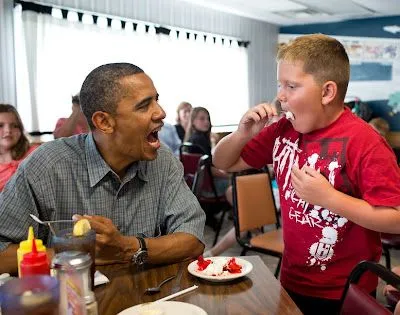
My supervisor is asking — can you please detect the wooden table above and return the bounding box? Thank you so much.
[95,256,302,315]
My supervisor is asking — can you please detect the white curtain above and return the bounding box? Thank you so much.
[14,7,249,131]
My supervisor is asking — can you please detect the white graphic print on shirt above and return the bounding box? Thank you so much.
[273,136,349,271]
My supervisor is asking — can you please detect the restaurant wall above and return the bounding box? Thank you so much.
[3,0,280,114]
[280,16,400,135]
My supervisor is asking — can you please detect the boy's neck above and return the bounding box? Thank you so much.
[313,103,345,132]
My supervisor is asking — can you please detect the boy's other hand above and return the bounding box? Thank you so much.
[291,165,334,207]
[238,103,278,138]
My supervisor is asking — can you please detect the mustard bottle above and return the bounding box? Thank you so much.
[17,226,46,277]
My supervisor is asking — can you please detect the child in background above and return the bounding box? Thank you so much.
[213,34,400,315]
[0,104,38,191]
[53,94,88,138]
[369,117,390,138]
[185,107,231,197]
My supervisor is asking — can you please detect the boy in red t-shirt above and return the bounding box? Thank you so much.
[213,34,400,315]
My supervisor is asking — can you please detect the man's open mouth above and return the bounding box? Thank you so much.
[147,125,163,144]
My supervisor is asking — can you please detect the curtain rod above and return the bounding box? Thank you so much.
[14,0,251,48]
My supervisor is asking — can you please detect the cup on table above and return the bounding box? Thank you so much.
[0,275,59,315]
[51,228,96,289]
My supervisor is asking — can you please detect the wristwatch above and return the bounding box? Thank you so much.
[132,236,148,265]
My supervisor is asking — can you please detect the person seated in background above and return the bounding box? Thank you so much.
[175,101,192,142]
[158,122,181,156]
[369,117,390,138]
[383,266,400,314]
[0,63,205,275]
[369,117,400,164]
[185,107,232,229]
[0,104,38,191]
[53,94,89,138]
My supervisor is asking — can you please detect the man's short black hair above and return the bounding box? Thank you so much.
[79,63,144,129]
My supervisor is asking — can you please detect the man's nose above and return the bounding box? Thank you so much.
[153,104,166,121]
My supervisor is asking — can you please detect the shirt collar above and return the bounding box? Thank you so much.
[85,134,148,187]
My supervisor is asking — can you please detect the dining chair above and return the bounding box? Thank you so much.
[381,233,400,270]
[231,170,283,278]
[180,143,231,246]
[179,142,205,188]
[191,154,231,246]
[339,260,400,315]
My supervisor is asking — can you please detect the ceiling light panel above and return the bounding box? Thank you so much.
[351,0,400,15]
[293,0,374,14]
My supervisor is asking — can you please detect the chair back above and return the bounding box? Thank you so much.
[179,142,206,188]
[232,171,279,233]
[340,261,400,315]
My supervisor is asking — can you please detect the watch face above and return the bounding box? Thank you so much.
[134,249,148,265]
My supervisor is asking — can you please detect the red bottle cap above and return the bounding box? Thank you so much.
[20,238,50,277]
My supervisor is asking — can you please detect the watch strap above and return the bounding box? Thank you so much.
[137,236,147,251]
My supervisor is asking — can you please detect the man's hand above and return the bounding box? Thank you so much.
[291,165,335,208]
[73,214,136,264]
[237,103,278,139]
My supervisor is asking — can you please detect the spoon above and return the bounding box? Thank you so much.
[144,275,177,295]
[274,99,295,120]
[29,214,74,235]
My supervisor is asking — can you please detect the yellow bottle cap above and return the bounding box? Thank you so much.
[19,226,46,252]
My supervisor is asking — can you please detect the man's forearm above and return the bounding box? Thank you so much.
[120,232,204,264]
[213,131,251,171]
[325,190,400,233]
[0,244,18,275]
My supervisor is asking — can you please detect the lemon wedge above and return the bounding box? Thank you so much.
[73,219,91,236]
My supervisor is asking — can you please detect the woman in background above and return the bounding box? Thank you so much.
[175,101,192,142]
[0,104,38,191]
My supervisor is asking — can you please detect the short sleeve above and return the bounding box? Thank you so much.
[357,140,400,207]
[241,122,279,169]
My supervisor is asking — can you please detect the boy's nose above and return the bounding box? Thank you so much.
[277,90,286,103]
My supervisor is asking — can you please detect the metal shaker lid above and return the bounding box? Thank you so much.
[51,251,92,270]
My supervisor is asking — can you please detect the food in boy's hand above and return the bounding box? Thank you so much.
[72,219,91,237]
[285,111,295,120]
[196,256,242,276]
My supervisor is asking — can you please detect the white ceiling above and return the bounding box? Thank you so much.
[179,0,400,26]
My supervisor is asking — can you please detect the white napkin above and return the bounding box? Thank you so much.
[94,270,110,286]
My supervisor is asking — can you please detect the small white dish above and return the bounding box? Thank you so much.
[117,301,207,315]
[187,257,253,282]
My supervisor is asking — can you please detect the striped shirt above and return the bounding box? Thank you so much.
[0,134,205,251]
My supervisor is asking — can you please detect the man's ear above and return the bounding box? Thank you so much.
[92,111,115,134]
[321,81,337,105]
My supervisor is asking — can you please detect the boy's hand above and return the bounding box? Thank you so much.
[238,103,278,138]
[291,165,335,207]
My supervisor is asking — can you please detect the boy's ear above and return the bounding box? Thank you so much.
[92,111,115,134]
[321,81,337,105]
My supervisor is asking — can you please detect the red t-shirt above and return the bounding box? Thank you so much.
[241,107,400,299]
[0,145,38,191]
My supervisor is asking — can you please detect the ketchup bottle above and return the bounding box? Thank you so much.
[20,238,50,277]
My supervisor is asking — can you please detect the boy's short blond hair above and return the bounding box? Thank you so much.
[277,34,350,102]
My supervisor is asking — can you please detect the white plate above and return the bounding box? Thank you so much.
[117,301,207,315]
[187,256,253,282]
